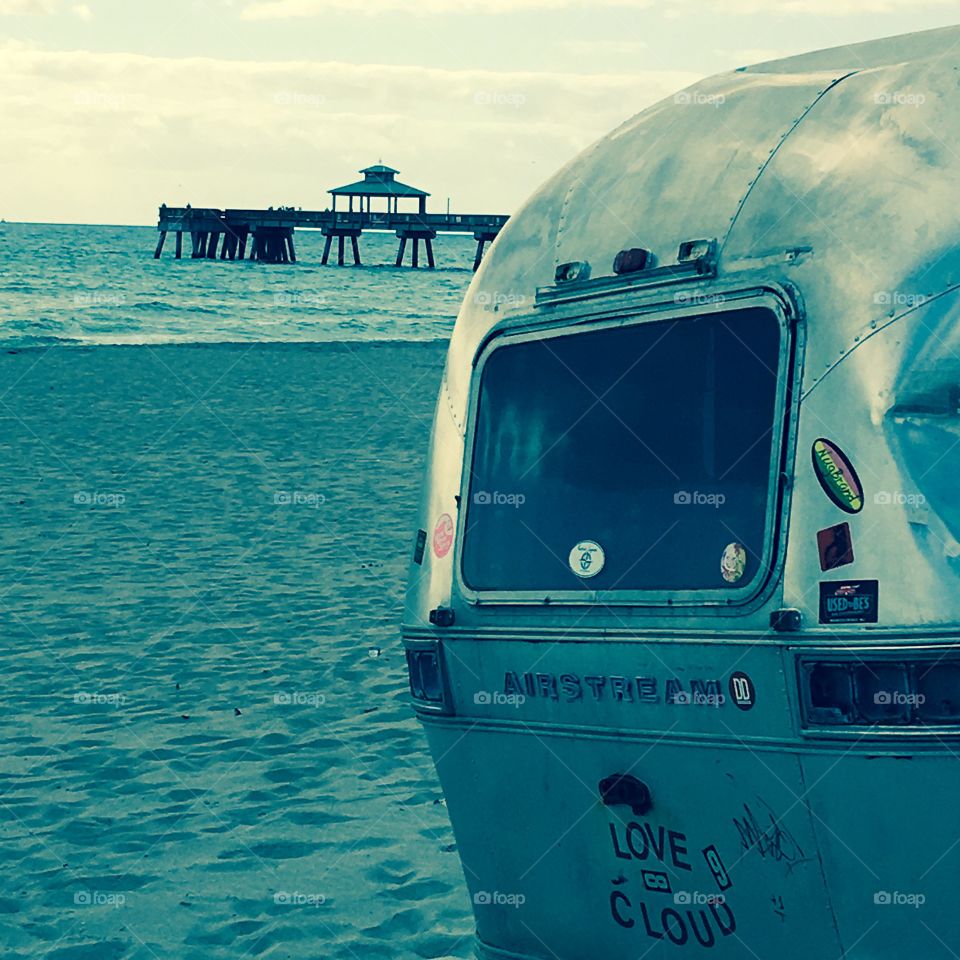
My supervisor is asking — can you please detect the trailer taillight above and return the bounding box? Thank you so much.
[406,648,447,709]
[800,657,960,730]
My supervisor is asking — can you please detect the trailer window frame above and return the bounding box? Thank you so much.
[454,285,801,609]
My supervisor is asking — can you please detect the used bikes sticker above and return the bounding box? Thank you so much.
[819,580,879,624]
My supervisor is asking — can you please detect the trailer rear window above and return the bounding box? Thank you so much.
[461,306,784,596]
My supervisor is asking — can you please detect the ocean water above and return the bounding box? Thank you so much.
[0,223,477,346]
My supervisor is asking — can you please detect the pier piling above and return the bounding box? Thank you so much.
[396,229,437,269]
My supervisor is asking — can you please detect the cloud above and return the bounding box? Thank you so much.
[1,45,699,223]
[0,0,93,13]
[0,0,56,13]
[560,40,649,58]
[241,0,645,16]
[240,0,960,16]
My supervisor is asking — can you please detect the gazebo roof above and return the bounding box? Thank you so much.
[329,179,429,198]
[329,163,430,198]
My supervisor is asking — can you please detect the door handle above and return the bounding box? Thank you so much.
[599,773,652,816]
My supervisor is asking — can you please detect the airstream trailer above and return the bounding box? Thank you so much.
[403,26,960,960]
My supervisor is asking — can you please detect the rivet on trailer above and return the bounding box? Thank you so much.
[403,25,960,960]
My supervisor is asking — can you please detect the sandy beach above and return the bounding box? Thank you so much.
[0,341,472,959]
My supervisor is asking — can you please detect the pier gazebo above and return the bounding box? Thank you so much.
[329,164,429,215]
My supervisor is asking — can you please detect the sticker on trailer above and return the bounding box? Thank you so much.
[812,438,864,513]
[432,514,454,558]
[413,529,427,565]
[720,542,747,583]
[817,521,854,572]
[569,540,605,578]
[819,579,879,624]
[729,671,756,711]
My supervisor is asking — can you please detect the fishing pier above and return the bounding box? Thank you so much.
[153,164,508,270]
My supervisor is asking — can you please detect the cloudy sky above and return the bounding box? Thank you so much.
[2,0,957,224]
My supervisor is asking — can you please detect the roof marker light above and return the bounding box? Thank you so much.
[555,260,591,283]
[678,238,717,263]
[613,248,655,275]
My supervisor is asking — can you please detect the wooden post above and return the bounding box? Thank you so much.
[250,233,259,261]
[175,231,183,260]
[322,234,333,265]
[395,236,407,267]
[412,237,419,269]
[337,234,345,266]
[473,238,485,271]
[154,231,167,259]
[238,228,248,260]
[287,235,297,263]
[280,236,289,263]
[425,238,435,269]
[220,233,230,260]
[351,234,361,266]
[206,232,219,258]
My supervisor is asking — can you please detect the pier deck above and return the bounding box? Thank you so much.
[154,206,508,269]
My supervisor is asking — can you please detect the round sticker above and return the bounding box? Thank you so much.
[432,513,454,558]
[720,542,747,584]
[568,540,605,579]
[729,671,756,711]
[812,438,864,514]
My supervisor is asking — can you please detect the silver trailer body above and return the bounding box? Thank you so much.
[403,26,960,959]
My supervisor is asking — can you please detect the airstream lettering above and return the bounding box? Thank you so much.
[403,25,960,960]
[502,670,725,706]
